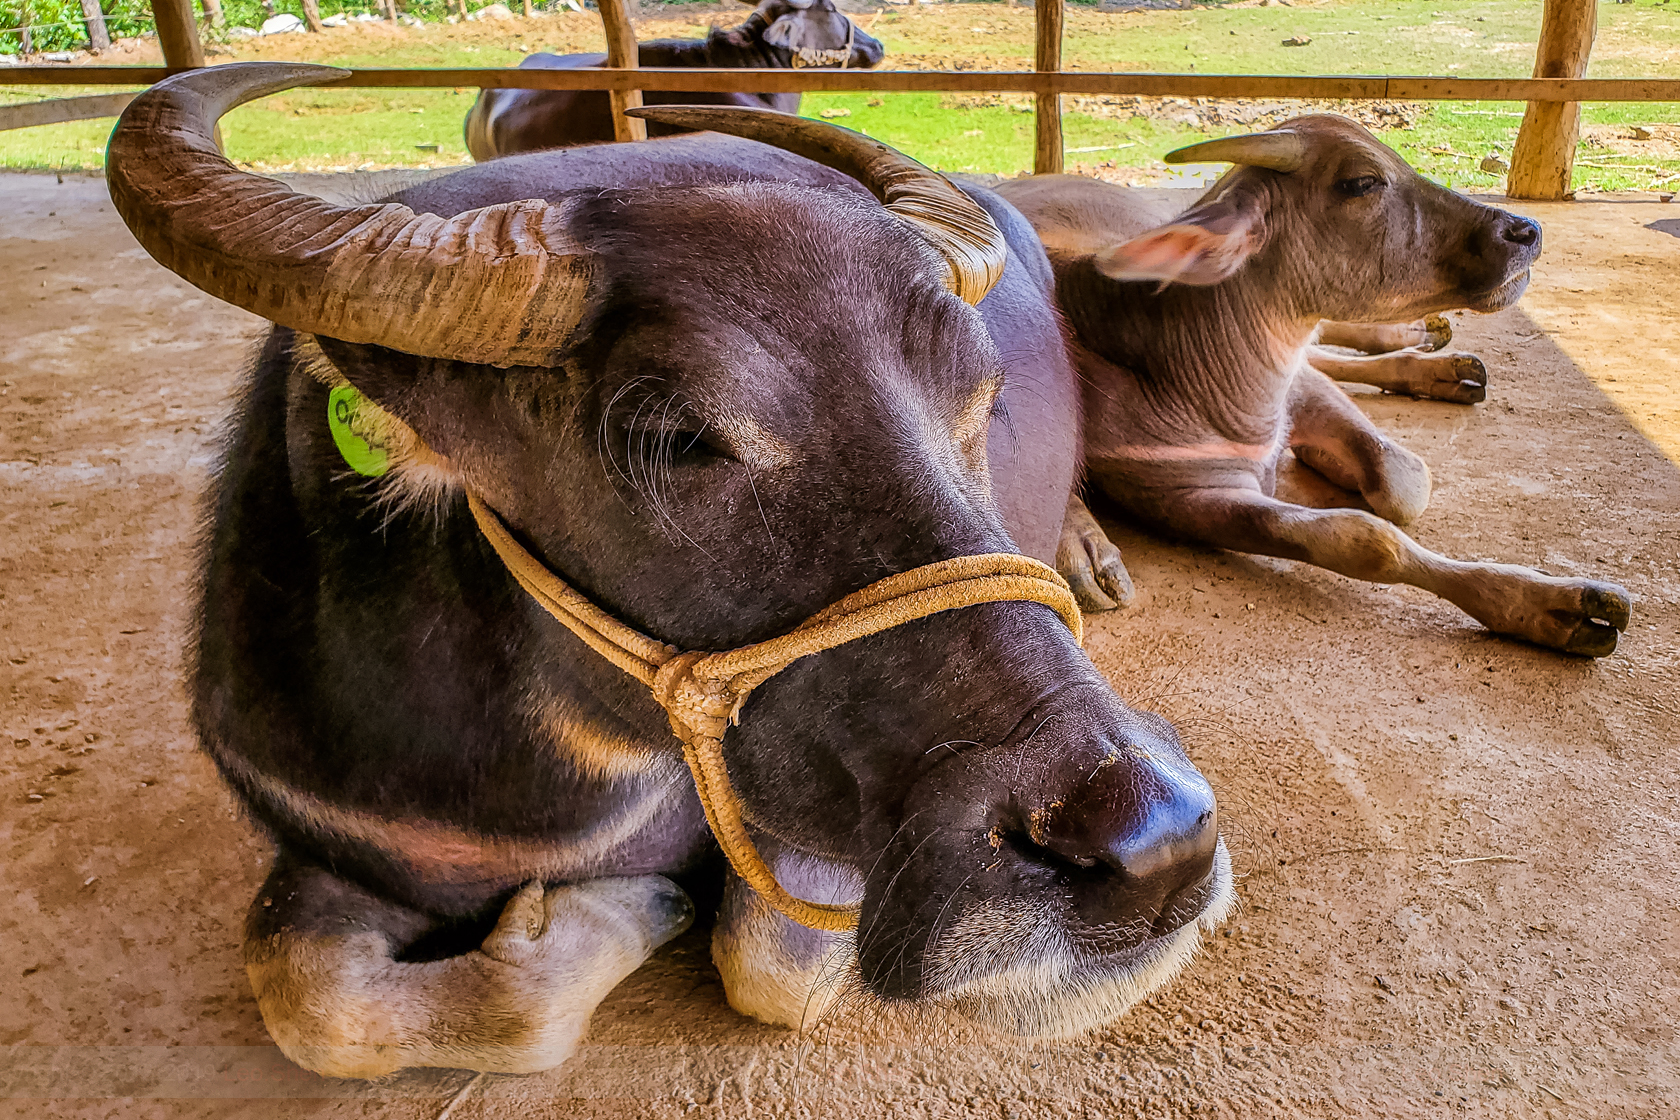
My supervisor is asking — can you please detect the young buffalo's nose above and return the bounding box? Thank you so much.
[1025,744,1218,932]
[1501,215,1541,248]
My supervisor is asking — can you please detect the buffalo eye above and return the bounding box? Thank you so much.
[667,429,732,466]
[1334,175,1384,199]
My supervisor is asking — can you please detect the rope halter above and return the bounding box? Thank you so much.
[466,492,1082,931]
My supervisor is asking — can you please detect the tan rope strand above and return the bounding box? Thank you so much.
[467,493,678,684]
[464,489,1082,930]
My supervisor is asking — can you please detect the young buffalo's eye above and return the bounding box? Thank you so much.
[1335,175,1384,199]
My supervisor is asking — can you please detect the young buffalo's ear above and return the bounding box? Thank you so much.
[1093,187,1266,286]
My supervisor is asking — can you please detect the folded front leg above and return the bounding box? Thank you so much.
[712,863,854,1031]
[1287,366,1433,526]
[1158,484,1632,657]
[245,852,693,1078]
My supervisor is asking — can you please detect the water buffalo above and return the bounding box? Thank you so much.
[995,118,1633,654]
[107,65,1233,1077]
[464,0,885,160]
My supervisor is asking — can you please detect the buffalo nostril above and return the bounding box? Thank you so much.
[1503,218,1540,247]
[1114,804,1217,881]
[1029,749,1219,894]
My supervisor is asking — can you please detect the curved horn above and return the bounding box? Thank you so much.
[1164,130,1305,173]
[106,63,590,368]
[628,105,1006,305]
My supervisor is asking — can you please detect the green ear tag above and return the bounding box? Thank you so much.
[327,384,390,478]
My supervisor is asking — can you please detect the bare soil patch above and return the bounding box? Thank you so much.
[1,173,1676,1117]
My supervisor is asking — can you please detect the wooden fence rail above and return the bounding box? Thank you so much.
[0,90,137,131]
[0,0,1670,197]
[4,67,1678,102]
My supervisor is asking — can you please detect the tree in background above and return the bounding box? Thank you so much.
[2,0,153,55]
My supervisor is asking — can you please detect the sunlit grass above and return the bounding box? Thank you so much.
[3,0,1677,189]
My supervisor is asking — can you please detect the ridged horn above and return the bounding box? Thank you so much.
[106,63,591,368]
[1164,131,1306,173]
[628,105,1006,305]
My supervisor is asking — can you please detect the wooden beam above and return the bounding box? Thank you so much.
[4,69,1678,103]
[1034,0,1063,174]
[1508,0,1597,200]
[596,0,645,143]
[0,92,137,132]
[150,0,205,70]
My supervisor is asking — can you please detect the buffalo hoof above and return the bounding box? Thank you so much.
[1494,578,1632,658]
[1557,583,1634,658]
[1063,533,1136,613]
[1058,496,1137,612]
[1423,313,1453,352]
[1411,354,1487,404]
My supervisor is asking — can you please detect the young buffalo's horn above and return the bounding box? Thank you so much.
[629,105,1007,306]
[1164,131,1306,173]
[106,63,591,368]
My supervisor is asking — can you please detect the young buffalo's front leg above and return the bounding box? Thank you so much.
[1316,316,1453,355]
[1309,346,1489,405]
[1057,492,1137,612]
[1287,366,1433,526]
[1156,485,1631,657]
[245,852,693,1078]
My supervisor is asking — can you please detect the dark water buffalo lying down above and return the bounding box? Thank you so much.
[995,119,1633,654]
[108,65,1233,1077]
[464,0,885,161]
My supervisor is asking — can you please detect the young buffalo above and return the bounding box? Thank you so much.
[996,117,1632,655]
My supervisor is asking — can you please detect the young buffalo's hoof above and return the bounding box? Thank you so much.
[1407,354,1487,404]
[1059,527,1136,613]
[1423,314,1453,352]
[1555,583,1634,658]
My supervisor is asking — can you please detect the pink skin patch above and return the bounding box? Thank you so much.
[1103,437,1282,463]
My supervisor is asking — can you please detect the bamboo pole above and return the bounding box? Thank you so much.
[1508,0,1597,200]
[151,0,205,69]
[1034,0,1063,174]
[597,0,646,143]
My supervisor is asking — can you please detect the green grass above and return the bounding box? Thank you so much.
[4,0,1679,190]
[796,92,1216,177]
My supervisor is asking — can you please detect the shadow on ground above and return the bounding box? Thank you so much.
[1,174,1675,1117]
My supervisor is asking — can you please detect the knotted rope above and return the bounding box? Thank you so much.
[466,491,1082,931]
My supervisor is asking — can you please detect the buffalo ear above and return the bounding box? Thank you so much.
[1093,189,1265,286]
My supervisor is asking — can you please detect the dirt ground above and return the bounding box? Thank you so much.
[1,170,1677,1118]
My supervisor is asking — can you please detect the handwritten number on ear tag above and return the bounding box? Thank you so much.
[327,384,390,478]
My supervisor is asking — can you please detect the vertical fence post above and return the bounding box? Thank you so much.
[80,0,112,51]
[597,0,646,143]
[1034,0,1063,174]
[1508,0,1596,200]
[152,0,206,68]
